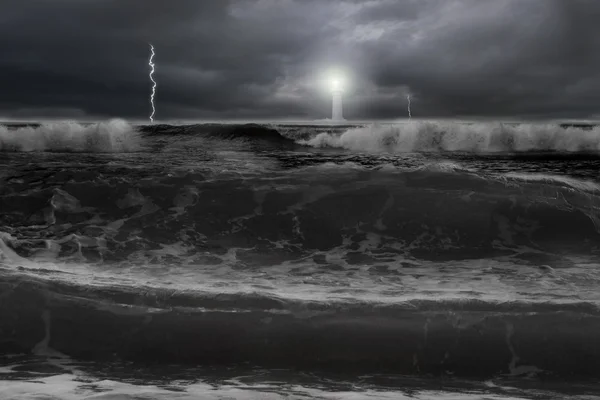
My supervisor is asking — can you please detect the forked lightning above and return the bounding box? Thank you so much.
[148,43,157,123]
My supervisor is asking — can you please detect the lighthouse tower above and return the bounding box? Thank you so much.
[331,79,345,122]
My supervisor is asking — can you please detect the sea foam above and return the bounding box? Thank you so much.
[0,119,140,152]
[301,121,600,153]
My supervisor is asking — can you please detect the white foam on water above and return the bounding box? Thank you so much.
[0,119,140,152]
[500,173,600,193]
[301,121,600,153]
[0,371,579,399]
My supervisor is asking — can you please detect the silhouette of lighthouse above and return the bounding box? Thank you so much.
[331,79,345,122]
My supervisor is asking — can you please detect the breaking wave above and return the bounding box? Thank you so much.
[0,119,140,152]
[301,122,600,153]
[4,120,600,154]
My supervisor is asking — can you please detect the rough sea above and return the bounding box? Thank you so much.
[1,119,600,399]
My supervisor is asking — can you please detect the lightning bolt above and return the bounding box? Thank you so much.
[407,94,412,120]
[148,43,157,123]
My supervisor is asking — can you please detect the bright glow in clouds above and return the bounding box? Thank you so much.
[329,72,345,92]
[323,68,348,93]
[148,43,157,123]
[331,79,342,92]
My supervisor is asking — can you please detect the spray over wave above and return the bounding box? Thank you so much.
[301,121,600,153]
[0,119,140,152]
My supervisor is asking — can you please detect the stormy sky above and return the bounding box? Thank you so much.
[1,0,599,121]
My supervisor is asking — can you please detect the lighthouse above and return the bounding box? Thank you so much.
[331,79,344,122]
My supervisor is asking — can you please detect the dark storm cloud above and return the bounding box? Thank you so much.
[1,0,599,120]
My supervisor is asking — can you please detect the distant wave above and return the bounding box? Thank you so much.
[0,119,140,152]
[300,122,600,153]
[8,120,599,154]
[140,123,294,144]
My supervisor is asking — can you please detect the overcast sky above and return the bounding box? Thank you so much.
[1,0,599,121]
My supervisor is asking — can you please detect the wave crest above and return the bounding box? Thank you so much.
[301,122,600,153]
[0,119,140,152]
[141,123,293,143]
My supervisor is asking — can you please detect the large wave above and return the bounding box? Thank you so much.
[2,162,600,265]
[301,122,600,153]
[0,119,140,152]
[1,269,599,378]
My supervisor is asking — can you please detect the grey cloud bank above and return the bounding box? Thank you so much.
[1,0,599,120]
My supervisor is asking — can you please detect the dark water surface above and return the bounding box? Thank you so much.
[1,120,600,398]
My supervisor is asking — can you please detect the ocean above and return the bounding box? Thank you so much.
[1,119,600,399]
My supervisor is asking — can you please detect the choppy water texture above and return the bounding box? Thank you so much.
[1,119,600,399]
